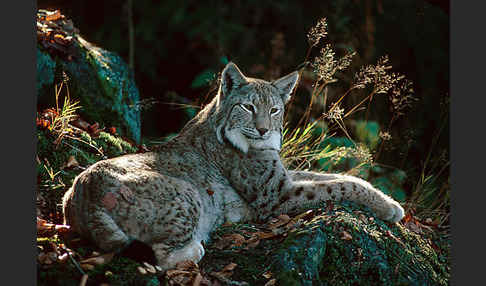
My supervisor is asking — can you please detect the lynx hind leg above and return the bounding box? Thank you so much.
[86,209,131,251]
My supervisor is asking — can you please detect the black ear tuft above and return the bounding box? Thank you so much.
[224,72,233,95]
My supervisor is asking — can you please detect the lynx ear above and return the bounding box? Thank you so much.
[273,71,300,104]
[220,62,248,99]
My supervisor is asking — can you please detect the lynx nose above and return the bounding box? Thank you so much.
[257,128,269,136]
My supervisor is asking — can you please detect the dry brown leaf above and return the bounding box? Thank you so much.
[245,236,260,249]
[340,230,353,241]
[65,155,79,168]
[402,212,413,224]
[222,262,237,272]
[262,271,273,279]
[37,217,49,230]
[264,278,277,286]
[143,262,156,274]
[80,252,114,266]
[212,262,238,279]
[268,214,291,229]
[166,269,192,278]
[45,10,61,21]
[255,231,277,240]
[216,233,246,249]
[175,260,199,271]
[88,122,101,137]
[169,271,193,285]
[192,273,203,286]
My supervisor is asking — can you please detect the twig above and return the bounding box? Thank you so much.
[79,274,88,286]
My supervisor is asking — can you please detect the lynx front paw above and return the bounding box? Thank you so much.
[384,200,405,223]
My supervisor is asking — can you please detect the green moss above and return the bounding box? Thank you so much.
[201,201,449,286]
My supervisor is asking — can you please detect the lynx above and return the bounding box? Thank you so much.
[63,62,404,271]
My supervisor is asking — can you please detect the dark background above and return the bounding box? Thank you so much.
[36,0,449,198]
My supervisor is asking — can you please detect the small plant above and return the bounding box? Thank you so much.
[37,72,81,146]
[281,17,418,202]
[280,17,449,232]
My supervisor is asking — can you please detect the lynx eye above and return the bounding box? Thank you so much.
[270,107,280,116]
[240,104,256,113]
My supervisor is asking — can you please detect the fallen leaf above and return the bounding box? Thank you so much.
[340,230,352,240]
[262,271,273,279]
[245,235,260,249]
[268,214,290,229]
[264,278,277,286]
[88,122,101,137]
[192,272,203,286]
[166,269,192,278]
[222,262,237,272]
[143,262,156,274]
[65,155,79,168]
[254,231,277,240]
[228,234,246,248]
[175,260,199,271]
[206,189,215,196]
[80,252,114,266]
[45,10,62,21]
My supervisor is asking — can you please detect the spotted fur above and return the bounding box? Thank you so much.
[63,62,404,271]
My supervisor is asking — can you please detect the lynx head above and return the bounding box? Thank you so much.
[213,62,299,153]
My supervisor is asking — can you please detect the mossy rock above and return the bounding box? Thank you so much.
[200,201,450,286]
[37,35,141,144]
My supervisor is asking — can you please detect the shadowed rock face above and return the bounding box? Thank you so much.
[200,201,450,286]
[37,36,141,144]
